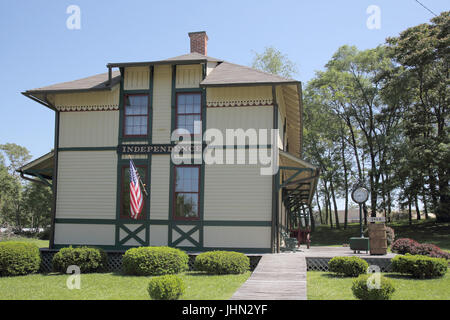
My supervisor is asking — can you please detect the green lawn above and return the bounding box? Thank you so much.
[311,219,450,251]
[0,237,49,248]
[0,271,250,300]
[307,271,450,300]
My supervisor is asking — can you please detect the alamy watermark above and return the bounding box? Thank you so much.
[66,5,81,30]
[66,265,81,290]
[366,5,381,30]
[366,265,381,290]
[169,121,279,176]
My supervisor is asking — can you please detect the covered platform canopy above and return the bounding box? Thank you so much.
[279,150,320,228]
[17,151,54,187]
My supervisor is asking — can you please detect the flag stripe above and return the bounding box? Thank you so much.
[129,159,144,220]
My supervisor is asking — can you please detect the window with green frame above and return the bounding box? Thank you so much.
[173,165,200,220]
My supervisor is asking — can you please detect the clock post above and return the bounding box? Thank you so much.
[349,182,370,254]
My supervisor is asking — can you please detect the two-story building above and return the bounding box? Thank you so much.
[19,32,319,253]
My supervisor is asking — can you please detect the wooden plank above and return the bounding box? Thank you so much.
[231,253,307,300]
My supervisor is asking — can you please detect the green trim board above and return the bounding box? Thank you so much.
[271,86,279,253]
[58,147,117,152]
[52,244,272,253]
[49,109,60,249]
[54,219,271,226]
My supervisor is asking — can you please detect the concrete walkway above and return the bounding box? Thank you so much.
[231,253,307,300]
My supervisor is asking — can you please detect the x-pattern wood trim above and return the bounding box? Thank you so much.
[171,225,200,247]
[119,223,146,246]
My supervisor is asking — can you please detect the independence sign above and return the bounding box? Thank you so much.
[118,144,203,155]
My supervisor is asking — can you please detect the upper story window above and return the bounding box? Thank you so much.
[176,93,201,135]
[123,94,148,137]
[173,165,200,220]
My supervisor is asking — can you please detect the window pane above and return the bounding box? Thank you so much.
[175,167,199,192]
[176,94,201,133]
[175,193,199,218]
[124,95,148,136]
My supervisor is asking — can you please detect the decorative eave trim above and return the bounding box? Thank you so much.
[56,104,119,112]
[206,99,273,108]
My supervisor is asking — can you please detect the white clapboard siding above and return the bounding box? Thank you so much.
[150,225,168,246]
[150,155,170,219]
[204,226,271,248]
[206,106,273,146]
[56,151,117,219]
[152,65,172,143]
[204,164,272,221]
[59,111,119,148]
[54,224,115,245]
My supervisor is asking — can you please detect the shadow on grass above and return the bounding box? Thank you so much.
[319,273,350,279]
[383,273,441,281]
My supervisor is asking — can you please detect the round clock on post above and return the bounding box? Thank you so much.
[352,187,369,204]
[352,185,369,238]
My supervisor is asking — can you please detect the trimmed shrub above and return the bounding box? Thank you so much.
[391,238,420,254]
[391,238,450,259]
[194,251,250,275]
[392,254,448,279]
[148,275,185,300]
[416,243,450,259]
[0,242,41,276]
[123,246,188,276]
[52,246,107,273]
[385,227,395,246]
[328,256,369,277]
[352,274,395,300]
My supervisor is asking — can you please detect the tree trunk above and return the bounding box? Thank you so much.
[324,180,333,228]
[415,195,421,220]
[408,200,412,225]
[422,191,429,220]
[316,192,323,225]
[340,132,349,229]
[308,205,315,231]
[330,179,340,229]
[387,175,392,223]
[428,168,439,213]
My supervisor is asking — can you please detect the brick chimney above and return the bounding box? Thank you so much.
[188,31,208,56]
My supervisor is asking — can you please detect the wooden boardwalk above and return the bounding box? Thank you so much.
[231,253,306,300]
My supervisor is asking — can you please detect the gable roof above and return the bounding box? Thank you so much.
[24,53,298,94]
[107,52,222,68]
[163,52,222,63]
[200,61,299,87]
[25,71,121,94]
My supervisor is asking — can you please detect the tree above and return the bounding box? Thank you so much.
[386,11,450,222]
[21,183,52,231]
[251,46,298,78]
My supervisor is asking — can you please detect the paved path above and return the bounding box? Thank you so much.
[297,246,397,258]
[231,253,306,300]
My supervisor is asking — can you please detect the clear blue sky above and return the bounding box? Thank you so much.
[0,0,448,161]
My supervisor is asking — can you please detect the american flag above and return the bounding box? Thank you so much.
[129,159,143,219]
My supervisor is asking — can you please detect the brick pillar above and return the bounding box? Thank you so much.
[188,31,208,56]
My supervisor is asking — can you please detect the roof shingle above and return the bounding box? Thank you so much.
[200,61,298,87]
